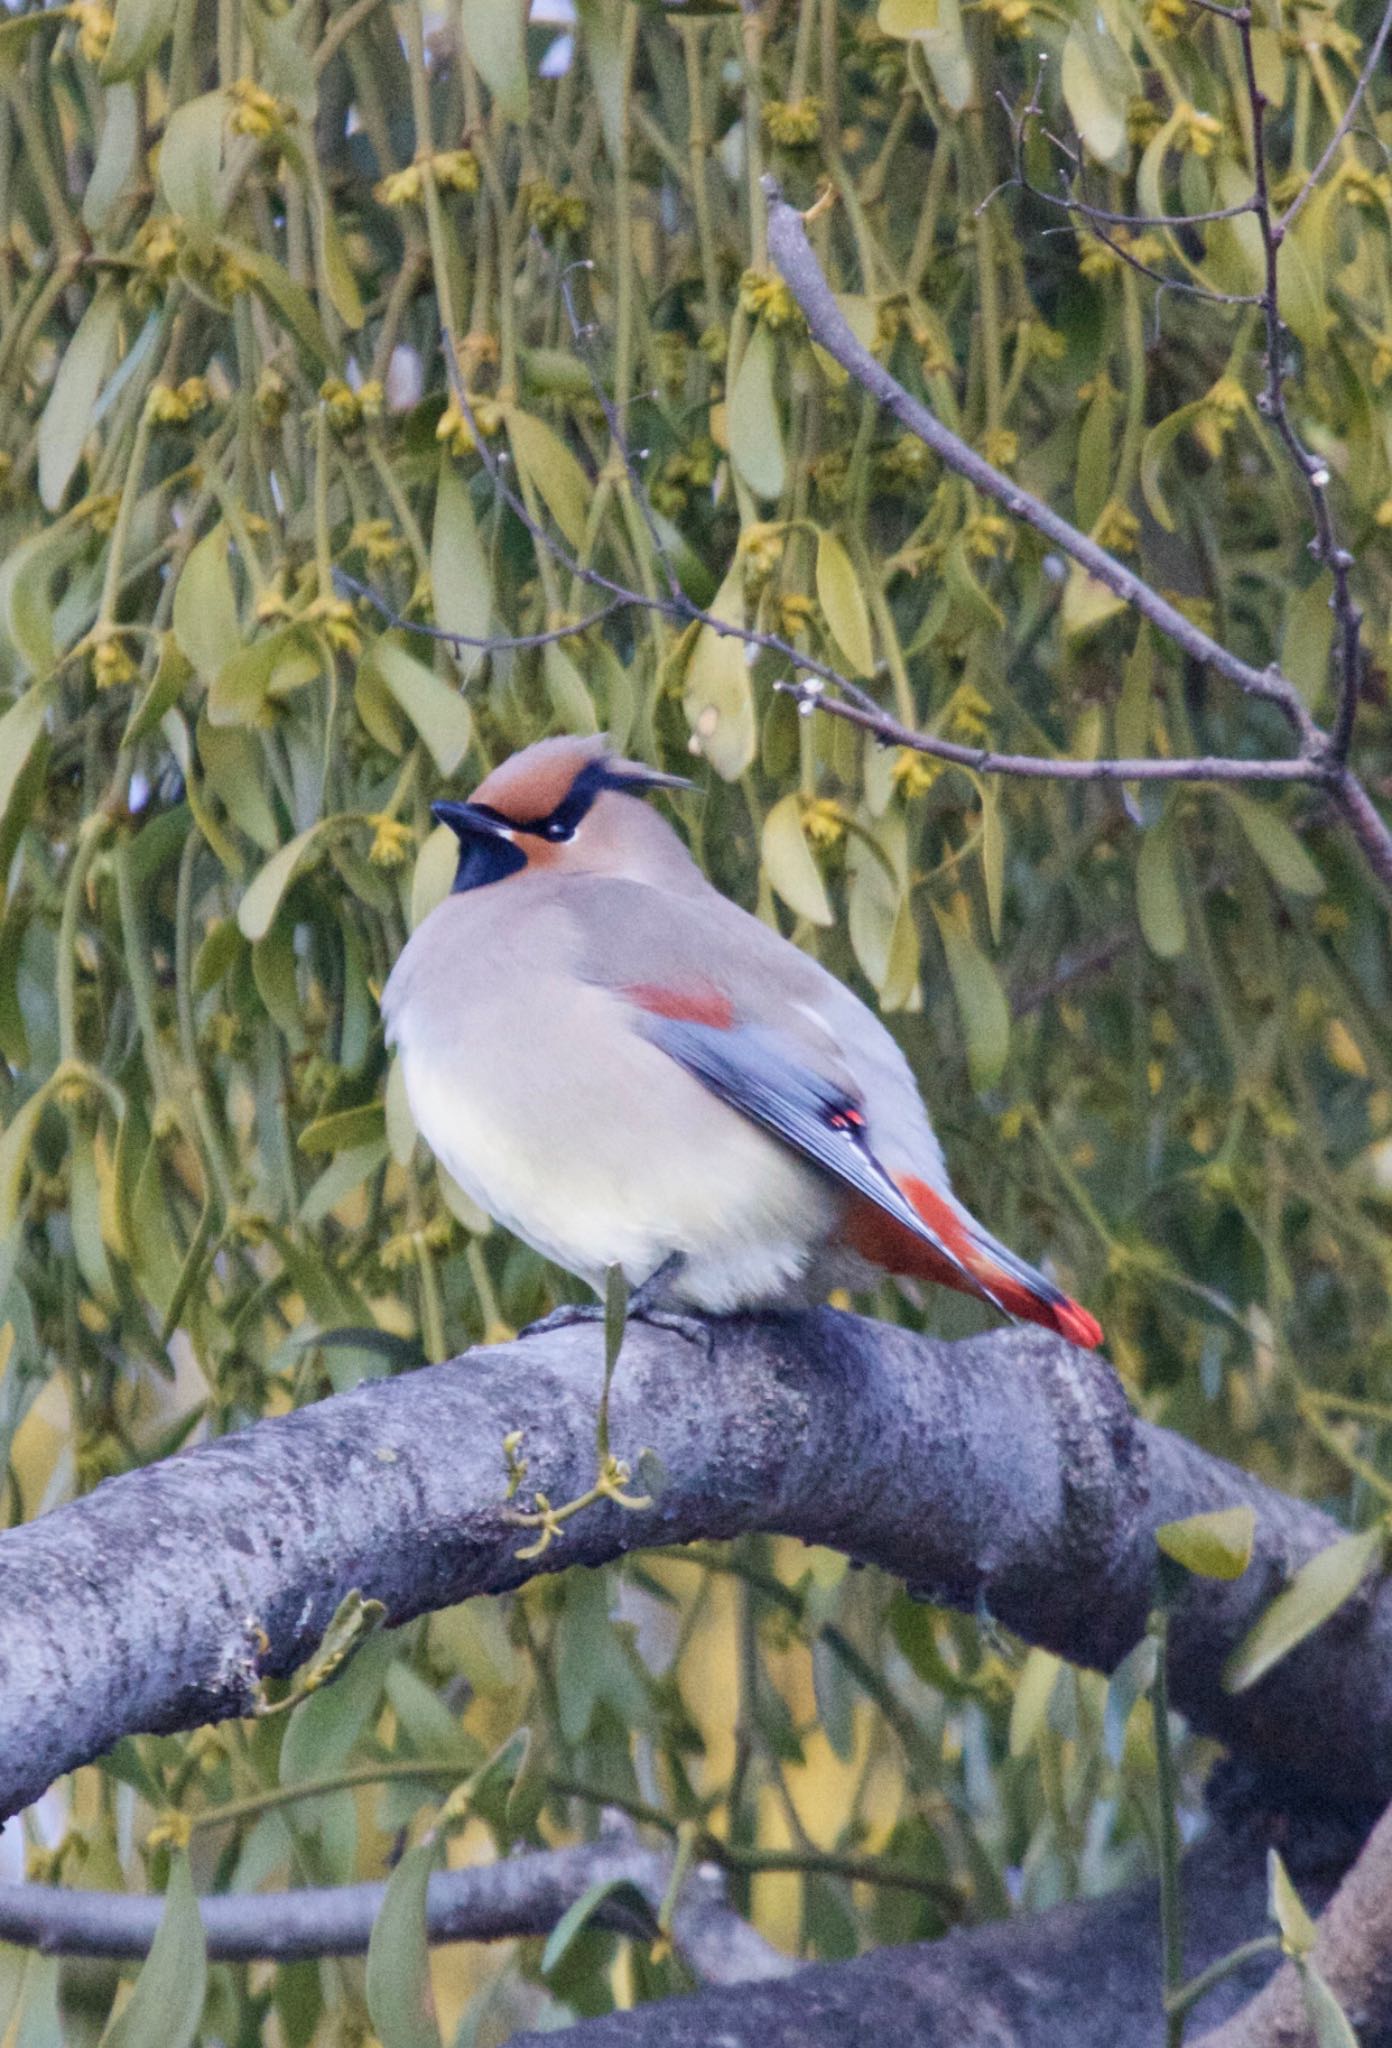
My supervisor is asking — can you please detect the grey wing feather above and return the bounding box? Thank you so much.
[640,1015,1002,1309]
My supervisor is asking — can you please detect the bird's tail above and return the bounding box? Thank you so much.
[846,1174,1103,1350]
[952,1212,1104,1350]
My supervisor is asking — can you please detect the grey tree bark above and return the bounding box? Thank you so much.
[1,1309,1387,2044]
[505,1806,1368,2048]
[0,1311,1386,1820]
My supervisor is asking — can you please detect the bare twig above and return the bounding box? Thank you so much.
[1278,0,1392,230]
[762,179,1392,893]
[334,567,630,652]
[772,683,1314,786]
[1234,14,1365,771]
[0,1832,793,1984]
[763,179,1313,742]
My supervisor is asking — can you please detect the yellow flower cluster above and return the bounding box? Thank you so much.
[739,270,801,331]
[800,796,847,849]
[148,376,212,425]
[697,323,727,365]
[1079,235,1122,280]
[134,216,181,282]
[435,148,482,193]
[777,591,816,637]
[376,149,479,206]
[349,517,404,566]
[980,0,1032,35]
[763,98,824,147]
[738,521,785,577]
[1080,226,1165,279]
[1024,319,1067,362]
[1337,163,1392,210]
[877,434,932,484]
[1095,499,1141,553]
[319,377,384,431]
[91,637,137,690]
[367,814,415,868]
[1146,0,1187,38]
[1127,97,1164,146]
[70,0,113,61]
[963,511,1010,559]
[435,391,503,457]
[380,1215,453,1269]
[309,595,362,655]
[913,315,954,377]
[651,436,716,515]
[891,748,942,799]
[1192,373,1246,458]
[228,78,288,139]
[1175,103,1222,156]
[81,492,120,534]
[980,427,1018,468]
[944,682,993,742]
[256,366,289,425]
[523,176,587,233]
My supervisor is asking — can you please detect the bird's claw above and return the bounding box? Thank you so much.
[520,1301,604,1340]
[629,1304,714,1356]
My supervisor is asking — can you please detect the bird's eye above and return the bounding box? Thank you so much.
[541,818,575,843]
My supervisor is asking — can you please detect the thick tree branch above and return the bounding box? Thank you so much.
[1,1312,1390,1823]
[1195,1798,1392,2048]
[503,1809,1366,2048]
[0,1831,791,1986]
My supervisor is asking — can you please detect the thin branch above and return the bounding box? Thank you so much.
[987,91,1263,301]
[556,262,687,607]
[773,683,1315,785]
[334,567,630,652]
[1235,16,1365,771]
[1278,0,1392,230]
[762,179,1315,746]
[762,179,1392,893]
[0,1832,792,1985]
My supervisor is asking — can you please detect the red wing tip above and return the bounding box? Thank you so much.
[1052,1299,1104,1350]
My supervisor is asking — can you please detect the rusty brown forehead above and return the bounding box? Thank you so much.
[469,736,607,822]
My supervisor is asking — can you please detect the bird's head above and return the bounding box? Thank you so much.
[432,736,694,895]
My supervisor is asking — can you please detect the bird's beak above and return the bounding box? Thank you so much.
[431,799,513,839]
[612,766,695,794]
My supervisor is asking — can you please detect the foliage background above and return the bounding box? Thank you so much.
[0,0,1390,2036]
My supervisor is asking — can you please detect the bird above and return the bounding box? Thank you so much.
[381,735,1102,1350]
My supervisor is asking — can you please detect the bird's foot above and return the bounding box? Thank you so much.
[522,1298,712,1357]
[522,1262,714,1356]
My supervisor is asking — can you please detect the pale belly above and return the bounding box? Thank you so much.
[395,1002,847,1313]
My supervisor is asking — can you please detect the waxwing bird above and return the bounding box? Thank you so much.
[381,736,1102,1349]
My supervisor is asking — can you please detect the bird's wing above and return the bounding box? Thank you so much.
[633,1008,1001,1305]
[556,876,1101,1347]
[553,877,998,1306]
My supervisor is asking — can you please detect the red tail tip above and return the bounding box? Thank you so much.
[1053,1299,1104,1350]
